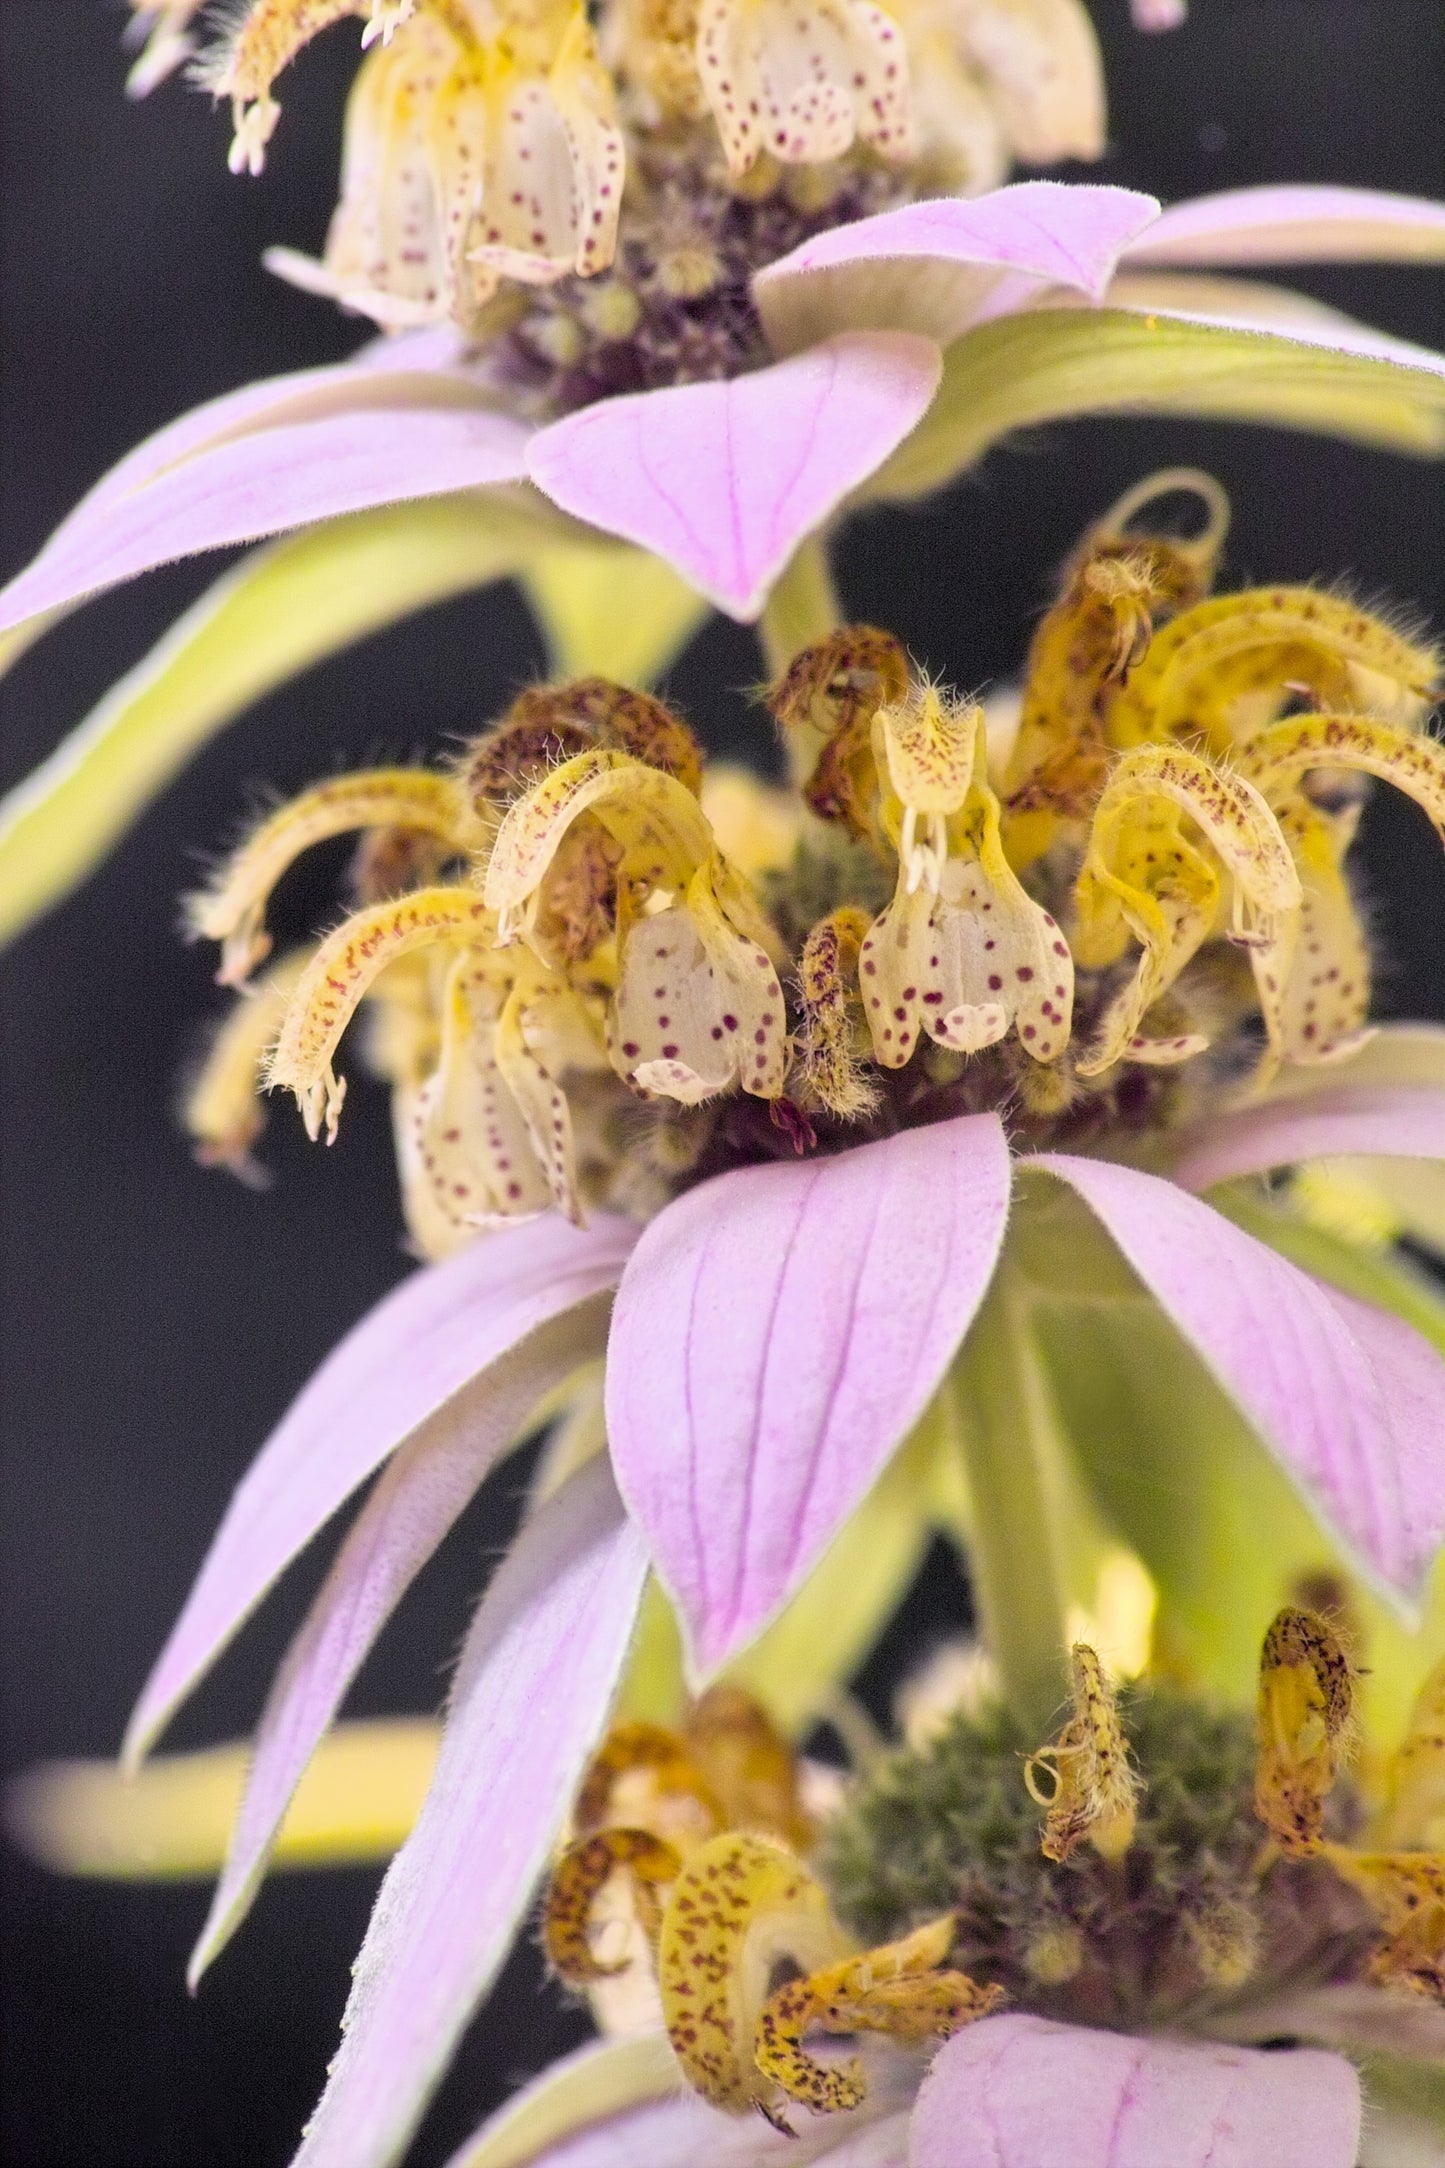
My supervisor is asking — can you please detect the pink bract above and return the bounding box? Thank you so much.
[6,183,1445,637]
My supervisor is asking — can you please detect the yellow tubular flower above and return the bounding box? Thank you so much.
[859,697,1074,1066]
[267,885,496,1141]
[207,0,624,322]
[183,950,311,1182]
[1104,587,1440,755]
[1254,1605,1357,1857]
[186,766,473,986]
[484,747,789,1104]
[1233,714,1445,1065]
[1001,468,1231,865]
[544,1691,1000,2128]
[1024,1642,1140,1863]
[1251,1608,1445,2002]
[1073,742,1302,1075]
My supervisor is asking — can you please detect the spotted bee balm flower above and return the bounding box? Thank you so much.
[466,1608,1445,2167]
[19,474,1444,2167]
[6,25,1445,948]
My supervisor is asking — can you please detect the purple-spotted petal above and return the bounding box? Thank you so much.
[525,333,941,622]
[1123,184,1445,267]
[290,1455,648,2168]
[1031,1155,1445,1605]
[1171,1085,1445,1192]
[124,1216,636,1769]
[188,1295,612,1985]
[0,354,530,637]
[911,2015,1361,2168]
[753,181,1160,353]
[607,1115,1012,1676]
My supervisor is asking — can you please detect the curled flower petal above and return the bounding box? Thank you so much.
[911,2014,1361,2168]
[525,333,942,621]
[123,1215,636,1768]
[607,1114,1012,1675]
[1031,1154,1445,1608]
[1171,1086,1445,1193]
[1124,183,1445,268]
[0,364,531,638]
[290,1455,648,2168]
[188,1295,611,1983]
[753,181,1159,353]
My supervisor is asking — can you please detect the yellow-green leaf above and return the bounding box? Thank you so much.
[875,309,1445,503]
[0,493,550,948]
[522,543,707,687]
[6,1718,438,1880]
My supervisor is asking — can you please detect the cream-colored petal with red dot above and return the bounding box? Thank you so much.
[951,0,1106,166]
[467,9,625,288]
[493,984,588,1221]
[307,16,461,325]
[856,879,941,1069]
[695,0,912,178]
[1256,802,1372,1068]
[877,689,979,817]
[546,8,628,279]
[611,869,787,1104]
[401,958,555,1245]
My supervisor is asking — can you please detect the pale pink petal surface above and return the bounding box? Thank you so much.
[0,377,532,638]
[447,2034,915,2168]
[1032,1154,1445,1605]
[124,1216,636,1768]
[1171,1085,1445,1192]
[1124,184,1445,266]
[459,2102,908,2168]
[607,1115,1012,1675]
[525,333,942,621]
[290,1456,649,2168]
[189,1295,613,1984]
[911,2015,1361,2168]
[753,182,1160,351]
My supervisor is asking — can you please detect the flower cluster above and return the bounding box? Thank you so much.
[15,479,1445,2168]
[183,471,1445,1260]
[167,0,1105,335]
[502,1607,1445,2165]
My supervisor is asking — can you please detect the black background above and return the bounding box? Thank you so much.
[1,3,1443,2162]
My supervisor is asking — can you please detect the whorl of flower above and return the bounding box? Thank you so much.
[533,1615,1445,2139]
[182,470,1445,1256]
[544,1682,1004,2128]
[175,0,1106,328]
